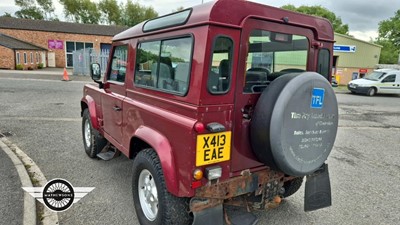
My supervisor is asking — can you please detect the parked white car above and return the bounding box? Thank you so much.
[348,69,400,96]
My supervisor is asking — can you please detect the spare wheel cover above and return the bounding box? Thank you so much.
[250,72,338,176]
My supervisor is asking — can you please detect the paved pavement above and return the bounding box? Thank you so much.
[0,143,24,225]
[0,67,86,225]
[0,68,92,82]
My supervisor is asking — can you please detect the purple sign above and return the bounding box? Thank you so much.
[48,40,64,50]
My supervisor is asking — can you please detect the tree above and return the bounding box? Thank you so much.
[376,10,400,64]
[60,0,101,24]
[378,10,400,48]
[281,5,349,35]
[99,0,121,25]
[120,0,158,27]
[375,39,399,64]
[1,13,13,17]
[14,0,56,20]
[61,0,157,25]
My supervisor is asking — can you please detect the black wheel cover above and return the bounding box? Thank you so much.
[250,72,338,176]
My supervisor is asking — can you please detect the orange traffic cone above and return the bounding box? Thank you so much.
[62,68,70,81]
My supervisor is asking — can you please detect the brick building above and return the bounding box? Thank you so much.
[0,17,127,69]
[0,33,46,70]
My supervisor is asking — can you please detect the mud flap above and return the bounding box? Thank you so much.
[304,163,331,212]
[192,204,223,225]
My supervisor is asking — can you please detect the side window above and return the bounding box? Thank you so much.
[382,75,396,83]
[318,49,330,80]
[108,45,128,83]
[135,36,193,95]
[207,36,233,94]
[135,41,160,88]
[244,30,309,93]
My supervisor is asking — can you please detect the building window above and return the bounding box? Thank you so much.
[65,41,94,67]
[16,52,20,65]
[23,53,27,64]
[36,52,39,63]
[30,52,34,64]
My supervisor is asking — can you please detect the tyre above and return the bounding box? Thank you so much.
[250,72,339,176]
[132,149,192,225]
[82,109,107,158]
[367,87,376,96]
[282,177,304,198]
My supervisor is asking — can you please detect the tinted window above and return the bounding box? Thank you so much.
[382,75,396,83]
[318,49,330,79]
[108,45,128,83]
[143,9,191,32]
[207,36,233,94]
[244,30,309,93]
[135,36,193,95]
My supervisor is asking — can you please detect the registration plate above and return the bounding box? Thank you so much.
[196,131,231,166]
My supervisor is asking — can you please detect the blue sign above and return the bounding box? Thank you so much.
[311,88,325,109]
[333,45,356,53]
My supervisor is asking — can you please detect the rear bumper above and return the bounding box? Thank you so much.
[194,169,285,199]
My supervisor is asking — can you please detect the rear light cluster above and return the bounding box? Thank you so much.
[194,122,205,133]
[192,121,224,188]
[191,166,222,189]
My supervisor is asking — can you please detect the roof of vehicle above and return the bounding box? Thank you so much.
[114,0,334,42]
[375,69,400,73]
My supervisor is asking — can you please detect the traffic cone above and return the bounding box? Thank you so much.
[62,68,70,81]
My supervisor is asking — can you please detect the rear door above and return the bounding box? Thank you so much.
[396,73,400,94]
[101,45,128,147]
[231,18,315,173]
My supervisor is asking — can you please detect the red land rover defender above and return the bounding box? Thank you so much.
[81,1,338,224]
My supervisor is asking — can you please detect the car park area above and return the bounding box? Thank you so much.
[0,73,399,224]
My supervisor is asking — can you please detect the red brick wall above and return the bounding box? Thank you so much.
[14,50,46,70]
[0,46,15,69]
[0,28,113,68]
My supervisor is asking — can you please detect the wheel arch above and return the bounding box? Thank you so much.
[81,95,99,130]
[130,126,179,196]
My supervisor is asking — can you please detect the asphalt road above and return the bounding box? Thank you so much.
[0,76,399,225]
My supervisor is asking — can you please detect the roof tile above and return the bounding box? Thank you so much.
[0,17,128,36]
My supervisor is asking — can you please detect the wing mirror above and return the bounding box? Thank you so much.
[90,63,102,80]
[90,63,104,88]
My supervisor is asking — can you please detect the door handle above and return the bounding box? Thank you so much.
[113,106,122,111]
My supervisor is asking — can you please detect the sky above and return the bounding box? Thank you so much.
[0,0,399,42]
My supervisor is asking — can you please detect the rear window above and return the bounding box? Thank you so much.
[244,30,309,93]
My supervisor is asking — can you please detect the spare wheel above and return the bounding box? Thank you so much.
[250,72,338,177]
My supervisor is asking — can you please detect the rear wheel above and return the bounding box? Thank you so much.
[132,149,192,225]
[82,109,107,158]
[367,87,376,96]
